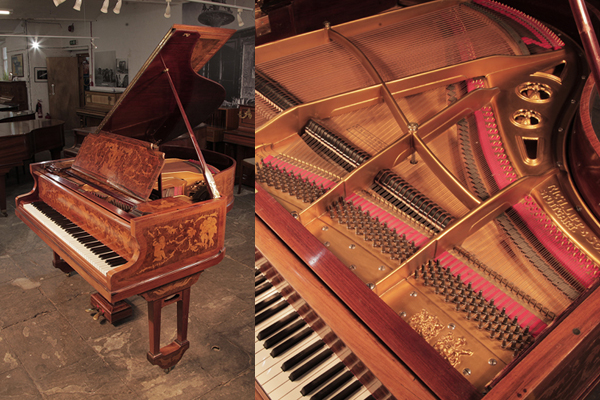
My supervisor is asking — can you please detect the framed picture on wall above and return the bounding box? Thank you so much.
[11,54,23,77]
[34,68,48,82]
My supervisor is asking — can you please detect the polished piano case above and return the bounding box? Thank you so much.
[255,1,600,399]
[15,25,236,371]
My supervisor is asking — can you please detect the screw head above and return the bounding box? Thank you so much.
[463,368,471,376]
[322,226,328,231]
[488,359,497,366]
[447,323,456,330]
[324,241,330,247]
[399,311,407,317]
[349,264,356,270]
[410,291,418,297]
[349,244,356,249]
[378,265,386,271]
[367,283,375,290]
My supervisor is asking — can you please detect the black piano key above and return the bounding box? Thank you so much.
[255,269,261,276]
[106,257,127,267]
[255,275,267,287]
[330,380,363,400]
[289,349,333,382]
[310,371,354,400]
[90,246,112,255]
[257,312,298,340]
[281,339,325,371]
[270,326,313,357]
[256,301,290,325]
[255,292,282,315]
[263,319,306,349]
[255,281,273,297]
[301,362,346,396]
[99,252,119,260]
[364,396,375,400]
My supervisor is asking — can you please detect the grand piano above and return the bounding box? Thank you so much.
[15,24,236,370]
[255,1,600,399]
[0,115,63,217]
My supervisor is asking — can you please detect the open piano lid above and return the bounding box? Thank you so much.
[72,25,234,201]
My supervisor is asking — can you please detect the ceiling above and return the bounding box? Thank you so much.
[0,0,187,22]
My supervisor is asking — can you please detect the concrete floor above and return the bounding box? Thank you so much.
[0,149,255,399]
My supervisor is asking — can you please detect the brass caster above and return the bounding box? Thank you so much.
[163,366,175,374]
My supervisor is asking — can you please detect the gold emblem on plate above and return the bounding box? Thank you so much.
[433,332,474,368]
[409,309,444,341]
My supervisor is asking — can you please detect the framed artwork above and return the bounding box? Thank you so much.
[11,54,23,77]
[34,67,48,82]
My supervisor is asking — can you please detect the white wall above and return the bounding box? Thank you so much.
[4,21,76,113]
[0,3,185,115]
[90,3,183,87]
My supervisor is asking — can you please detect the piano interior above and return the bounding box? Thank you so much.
[255,0,600,398]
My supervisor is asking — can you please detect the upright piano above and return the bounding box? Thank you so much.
[15,24,236,370]
[255,1,600,399]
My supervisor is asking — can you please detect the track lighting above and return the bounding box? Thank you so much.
[164,0,171,18]
[100,0,109,13]
[237,8,244,27]
[114,0,122,14]
[73,0,82,11]
[53,0,66,6]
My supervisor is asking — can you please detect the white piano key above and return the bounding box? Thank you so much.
[256,332,319,382]
[350,386,371,400]
[255,286,278,304]
[323,375,362,400]
[255,299,292,333]
[265,354,339,399]
[23,203,123,276]
[255,309,296,353]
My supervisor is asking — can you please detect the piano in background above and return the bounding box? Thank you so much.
[0,116,63,217]
[255,1,600,399]
[15,24,236,370]
[0,81,28,111]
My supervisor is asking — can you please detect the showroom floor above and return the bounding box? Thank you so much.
[0,149,255,400]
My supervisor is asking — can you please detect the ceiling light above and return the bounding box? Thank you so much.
[164,0,171,18]
[100,0,109,13]
[197,0,234,27]
[236,8,243,27]
[73,0,82,11]
[114,0,122,14]
[31,40,40,49]
[53,0,66,6]
[0,10,11,15]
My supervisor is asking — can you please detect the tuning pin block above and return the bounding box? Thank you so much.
[412,259,535,356]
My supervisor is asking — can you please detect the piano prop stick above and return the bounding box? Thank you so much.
[15,25,235,371]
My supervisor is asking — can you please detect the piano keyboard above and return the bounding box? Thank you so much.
[23,202,128,276]
[255,271,375,400]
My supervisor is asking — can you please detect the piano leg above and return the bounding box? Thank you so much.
[52,252,75,275]
[90,293,133,324]
[140,272,202,370]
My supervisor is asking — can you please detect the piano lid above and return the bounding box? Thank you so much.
[97,24,235,145]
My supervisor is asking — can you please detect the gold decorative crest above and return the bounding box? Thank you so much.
[433,332,474,368]
[409,309,444,341]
